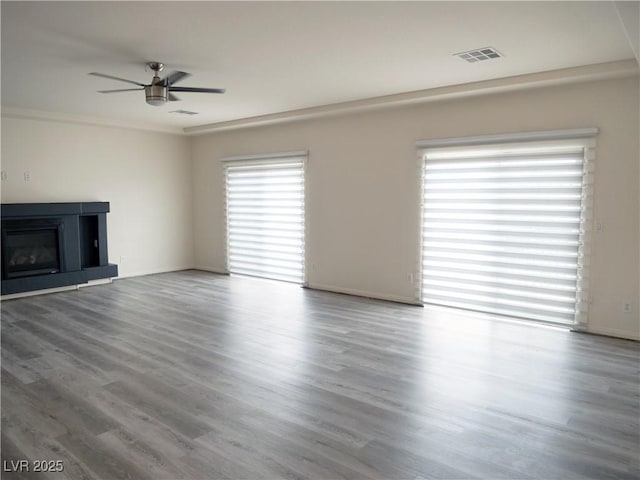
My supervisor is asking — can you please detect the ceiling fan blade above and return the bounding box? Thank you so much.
[97,88,144,93]
[89,72,145,87]
[168,92,180,101]
[161,71,190,86]
[170,87,226,94]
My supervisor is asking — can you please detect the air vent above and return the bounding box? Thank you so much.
[169,109,199,115]
[455,47,502,63]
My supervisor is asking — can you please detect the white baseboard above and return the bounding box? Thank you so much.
[580,325,640,341]
[307,282,421,306]
[79,278,112,288]
[193,266,230,275]
[115,265,197,279]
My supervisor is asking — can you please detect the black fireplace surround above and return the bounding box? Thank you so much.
[1,202,118,295]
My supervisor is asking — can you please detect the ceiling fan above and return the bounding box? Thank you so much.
[89,62,225,106]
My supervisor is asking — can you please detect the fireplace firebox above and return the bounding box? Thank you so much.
[1,203,118,295]
[3,219,64,279]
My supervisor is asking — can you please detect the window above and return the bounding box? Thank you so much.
[224,152,306,284]
[418,129,597,326]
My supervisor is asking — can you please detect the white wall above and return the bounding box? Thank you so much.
[2,77,637,340]
[192,76,640,340]
[1,118,194,278]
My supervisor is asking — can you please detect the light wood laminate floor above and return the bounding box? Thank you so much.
[1,270,639,479]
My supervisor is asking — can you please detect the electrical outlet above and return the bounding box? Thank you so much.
[1,171,7,181]
[623,302,632,314]
[23,171,31,182]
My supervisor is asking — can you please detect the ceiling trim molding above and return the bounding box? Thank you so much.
[184,60,639,136]
[1,107,184,135]
[2,60,636,137]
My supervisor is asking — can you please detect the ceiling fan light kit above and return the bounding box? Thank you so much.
[89,61,225,107]
[144,85,168,106]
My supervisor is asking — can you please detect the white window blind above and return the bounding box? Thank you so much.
[419,132,596,326]
[225,153,306,284]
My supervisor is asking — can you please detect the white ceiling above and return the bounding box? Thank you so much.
[1,1,637,133]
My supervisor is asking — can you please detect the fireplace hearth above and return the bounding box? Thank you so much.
[1,203,118,295]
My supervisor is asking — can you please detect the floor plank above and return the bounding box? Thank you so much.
[1,270,639,479]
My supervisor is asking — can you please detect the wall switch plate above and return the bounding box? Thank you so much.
[623,302,632,314]
[23,171,31,182]
[1,171,7,181]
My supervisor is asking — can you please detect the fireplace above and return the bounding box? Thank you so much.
[1,203,118,295]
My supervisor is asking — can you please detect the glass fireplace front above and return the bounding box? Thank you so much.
[3,223,62,279]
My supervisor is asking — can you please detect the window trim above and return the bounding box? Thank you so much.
[416,128,599,149]
[222,150,308,163]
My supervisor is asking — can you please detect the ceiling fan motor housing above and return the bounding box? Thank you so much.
[145,79,167,106]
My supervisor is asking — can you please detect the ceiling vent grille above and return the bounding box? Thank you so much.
[169,109,199,115]
[455,47,502,63]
